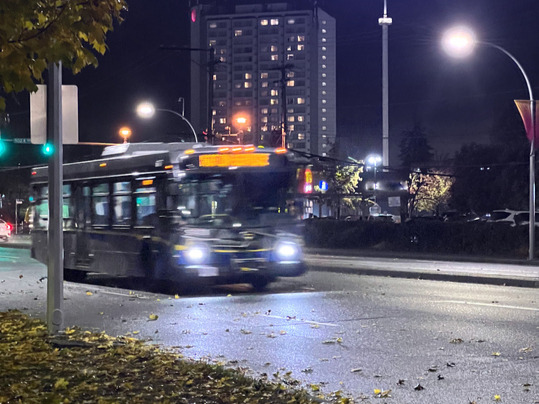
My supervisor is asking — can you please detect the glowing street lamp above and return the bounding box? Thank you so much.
[366,154,382,203]
[442,25,536,259]
[118,126,132,143]
[136,101,198,143]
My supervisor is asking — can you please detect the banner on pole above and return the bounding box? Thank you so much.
[515,100,539,148]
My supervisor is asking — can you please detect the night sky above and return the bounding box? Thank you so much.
[4,0,539,167]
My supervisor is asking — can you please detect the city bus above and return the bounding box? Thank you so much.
[30,142,310,290]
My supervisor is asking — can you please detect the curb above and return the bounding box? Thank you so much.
[307,263,539,289]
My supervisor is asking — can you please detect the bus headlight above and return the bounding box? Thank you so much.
[274,240,301,262]
[185,244,210,264]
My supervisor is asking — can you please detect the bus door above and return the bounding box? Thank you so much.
[74,185,92,267]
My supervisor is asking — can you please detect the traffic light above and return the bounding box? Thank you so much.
[41,142,54,156]
[0,140,6,156]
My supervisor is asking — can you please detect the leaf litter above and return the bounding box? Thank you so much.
[0,310,354,403]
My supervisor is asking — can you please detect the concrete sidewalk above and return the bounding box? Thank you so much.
[306,248,539,288]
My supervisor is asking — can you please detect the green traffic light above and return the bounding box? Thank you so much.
[42,143,54,156]
[0,141,6,156]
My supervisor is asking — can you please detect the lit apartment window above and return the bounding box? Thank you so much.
[260,19,268,26]
[261,82,268,88]
[322,117,327,122]
[287,80,295,87]
[322,55,327,60]
[213,110,217,115]
[261,117,268,123]
[322,73,327,78]
[297,97,305,104]
[219,56,226,62]
[297,35,305,42]
[322,46,326,51]
[322,134,327,138]
[287,108,294,113]
[213,74,217,80]
[288,18,295,24]
[271,54,279,61]
[219,118,226,124]
[236,30,244,37]
[261,72,268,79]
[322,38,327,43]
[322,126,327,130]
[298,133,305,140]
[289,124,295,131]
[261,108,268,114]
[322,28,327,34]
[288,116,295,122]
[322,99,327,104]
[322,143,327,148]
[322,90,327,95]
[270,99,278,105]
[322,20,327,25]
[270,18,279,25]
[244,82,252,88]
[261,125,268,131]
[298,116,304,122]
[322,82,327,86]
[270,45,278,52]
[209,40,216,46]
[322,108,327,113]
[287,71,295,78]
[234,83,242,89]
[209,22,217,29]
[287,54,294,61]
[271,89,279,96]
[219,101,226,107]
[287,45,292,51]
[245,73,252,79]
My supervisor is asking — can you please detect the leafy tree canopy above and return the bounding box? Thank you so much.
[0,0,127,110]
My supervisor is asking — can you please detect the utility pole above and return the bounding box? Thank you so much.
[270,63,294,147]
[379,0,392,168]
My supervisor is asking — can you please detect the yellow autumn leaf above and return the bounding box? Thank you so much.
[64,327,76,335]
[310,384,320,391]
[149,314,158,321]
[54,378,69,390]
[494,394,501,401]
[86,291,93,296]
[280,330,287,335]
[132,331,140,334]
[174,294,180,299]
[492,352,501,357]
[374,389,381,395]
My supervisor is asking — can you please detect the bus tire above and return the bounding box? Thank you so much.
[250,276,271,291]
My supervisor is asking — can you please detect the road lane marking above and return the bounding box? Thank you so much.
[264,314,338,327]
[433,300,539,312]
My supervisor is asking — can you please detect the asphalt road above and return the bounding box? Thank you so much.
[1,247,537,403]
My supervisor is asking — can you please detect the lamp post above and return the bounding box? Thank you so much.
[136,102,198,143]
[442,26,536,260]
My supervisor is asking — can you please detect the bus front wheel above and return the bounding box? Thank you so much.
[250,276,273,291]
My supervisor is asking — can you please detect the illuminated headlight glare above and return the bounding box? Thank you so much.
[275,241,300,261]
[185,244,209,264]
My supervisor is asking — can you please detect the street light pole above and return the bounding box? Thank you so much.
[442,27,536,259]
[136,102,198,143]
[379,0,392,168]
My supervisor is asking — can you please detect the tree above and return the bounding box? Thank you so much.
[0,0,127,110]
[399,122,433,167]
[411,170,454,215]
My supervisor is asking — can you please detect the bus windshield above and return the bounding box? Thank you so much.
[175,171,294,225]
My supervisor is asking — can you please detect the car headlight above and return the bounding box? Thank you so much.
[274,240,301,262]
[185,244,210,264]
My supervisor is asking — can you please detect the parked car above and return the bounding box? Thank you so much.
[0,219,12,241]
[513,211,539,227]
[483,209,526,227]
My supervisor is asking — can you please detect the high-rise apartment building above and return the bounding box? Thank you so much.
[189,1,336,155]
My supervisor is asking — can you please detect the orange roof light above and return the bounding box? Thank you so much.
[142,179,154,186]
[218,147,230,153]
[164,165,173,170]
[275,147,287,154]
[231,147,243,153]
[244,146,255,152]
[99,163,107,167]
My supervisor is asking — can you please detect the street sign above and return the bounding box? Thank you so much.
[13,138,32,144]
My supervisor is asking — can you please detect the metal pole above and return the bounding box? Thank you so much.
[47,62,64,334]
[379,0,392,168]
[157,108,198,142]
[208,47,215,144]
[530,100,536,260]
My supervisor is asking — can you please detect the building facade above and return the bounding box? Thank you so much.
[189,1,336,155]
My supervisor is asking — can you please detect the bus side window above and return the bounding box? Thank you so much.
[136,194,156,226]
[91,183,110,226]
[112,182,131,226]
